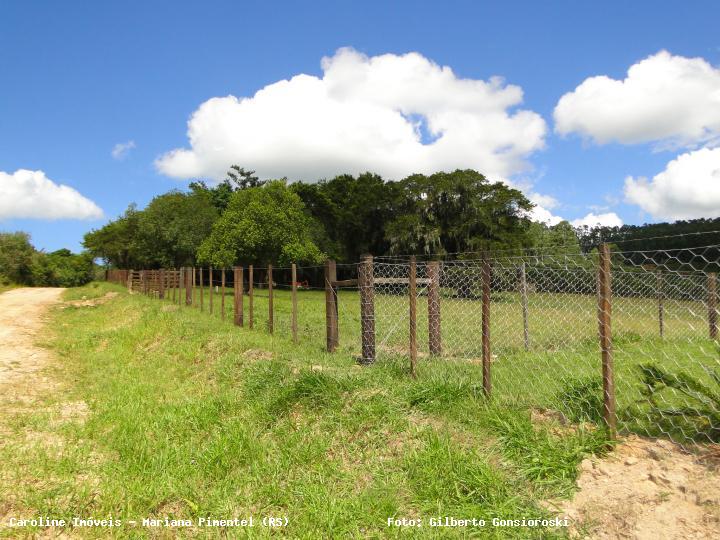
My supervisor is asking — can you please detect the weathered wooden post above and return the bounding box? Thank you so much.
[427,261,442,356]
[291,263,298,344]
[185,267,193,306]
[325,260,338,352]
[268,264,274,334]
[598,243,616,438]
[221,268,226,321]
[248,265,254,329]
[199,267,204,311]
[192,267,197,306]
[481,252,492,398]
[209,267,214,314]
[657,270,664,339]
[520,262,530,351]
[359,255,375,364]
[709,272,718,340]
[409,256,418,378]
[234,266,244,327]
[159,269,165,300]
[127,269,133,293]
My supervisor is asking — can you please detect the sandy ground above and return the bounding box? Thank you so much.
[551,435,720,539]
[0,288,65,396]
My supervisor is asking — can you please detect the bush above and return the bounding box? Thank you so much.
[30,249,95,287]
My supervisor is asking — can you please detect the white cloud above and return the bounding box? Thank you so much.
[571,212,623,228]
[0,169,103,220]
[554,51,720,147]
[624,147,720,220]
[156,47,547,182]
[529,204,564,226]
[111,140,136,160]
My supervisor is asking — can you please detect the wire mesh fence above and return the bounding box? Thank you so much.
[369,246,720,448]
[110,243,720,448]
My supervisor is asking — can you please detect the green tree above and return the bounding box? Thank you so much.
[197,180,325,267]
[292,172,399,262]
[0,231,36,284]
[83,204,142,268]
[134,191,218,267]
[386,169,534,256]
[31,249,95,287]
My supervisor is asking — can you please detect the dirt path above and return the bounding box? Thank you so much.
[0,288,65,394]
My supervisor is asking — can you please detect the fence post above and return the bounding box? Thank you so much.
[359,254,375,364]
[127,269,133,293]
[221,268,226,321]
[709,272,718,340]
[291,263,298,344]
[428,261,442,356]
[481,252,492,398]
[234,266,244,327]
[409,256,417,378]
[159,269,165,299]
[185,267,193,306]
[268,264,274,333]
[657,270,664,339]
[199,267,204,311]
[325,260,338,352]
[209,267,214,314]
[598,243,616,438]
[248,265,254,329]
[520,261,530,351]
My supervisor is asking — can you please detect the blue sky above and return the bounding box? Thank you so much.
[1,0,719,252]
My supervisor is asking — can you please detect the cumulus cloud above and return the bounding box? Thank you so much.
[624,147,720,220]
[571,212,623,228]
[0,169,103,220]
[554,51,720,147]
[527,192,563,225]
[111,140,136,160]
[156,47,547,182]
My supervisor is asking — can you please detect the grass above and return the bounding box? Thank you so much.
[0,282,623,538]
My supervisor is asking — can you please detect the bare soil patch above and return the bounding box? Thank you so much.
[551,435,720,539]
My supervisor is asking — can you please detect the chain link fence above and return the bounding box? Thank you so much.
[369,246,720,447]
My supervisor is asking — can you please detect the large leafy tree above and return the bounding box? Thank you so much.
[385,169,534,256]
[197,180,325,267]
[189,165,266,213]
[134,191,218,267]
[83,204,142,268]
[0,231,35,284]
[292,172,399,262]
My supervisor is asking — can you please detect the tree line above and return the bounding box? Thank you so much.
[0,232,95,287]
[81,166,720,270]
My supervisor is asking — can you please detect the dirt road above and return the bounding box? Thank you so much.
[0,287,65,398]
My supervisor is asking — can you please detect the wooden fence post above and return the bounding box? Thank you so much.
[268,264,274,334]
[325,260,338,352]
[159,269,165,300]
[520,262,530,351]
[234,266,244,327]
[209,267,214,314]
[359,255,375,364]
[428,261,442,356]
[598,243,616,438]
[127,269,133,293]
[248,265,254,329]
[709,272,718,340]
[221,268,226,321]
[291,263,298,344]
[409,256,417,378]
[199,267,204,311]
[657,270,664,339]
[185,267,193,306]
[481,252,492,398]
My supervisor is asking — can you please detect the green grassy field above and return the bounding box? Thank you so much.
[178,281,720,442]
[0,282,619,539]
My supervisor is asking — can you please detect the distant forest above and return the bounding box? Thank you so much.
[81,166,720,269]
